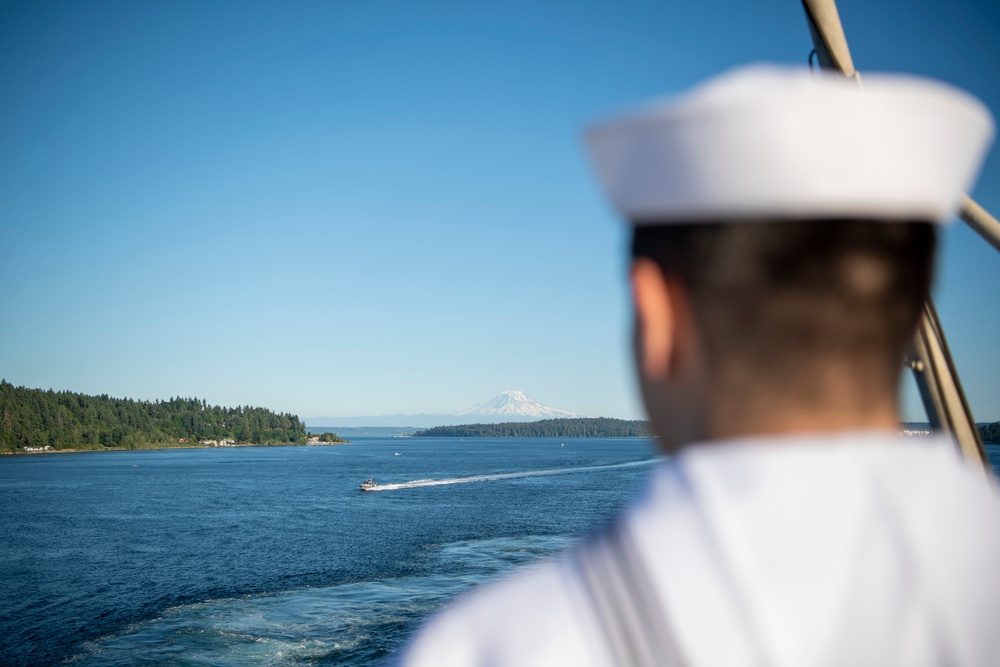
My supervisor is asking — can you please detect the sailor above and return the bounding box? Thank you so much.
[399,65,1000,666]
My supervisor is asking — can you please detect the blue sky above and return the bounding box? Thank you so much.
[1,0,998,421]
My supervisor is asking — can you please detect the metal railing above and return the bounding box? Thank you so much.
[801,0,994,472]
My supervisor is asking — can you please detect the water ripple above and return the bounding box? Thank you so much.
[71,535,572,666]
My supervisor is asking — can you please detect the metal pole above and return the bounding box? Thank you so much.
[801,0,857,77]
[800,0,989,470]
[960,195,1000,253]
[909,302,988,476]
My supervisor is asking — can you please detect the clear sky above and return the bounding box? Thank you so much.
[1,0,998,421]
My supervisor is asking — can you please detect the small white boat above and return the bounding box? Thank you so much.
[360,478,377,492]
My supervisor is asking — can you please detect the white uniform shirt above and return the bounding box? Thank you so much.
[400,432,1000,666]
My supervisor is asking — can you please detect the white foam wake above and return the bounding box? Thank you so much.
[369,459,659,492]
[74,535,573,666]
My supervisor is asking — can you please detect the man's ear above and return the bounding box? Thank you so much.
[630,258,676,381]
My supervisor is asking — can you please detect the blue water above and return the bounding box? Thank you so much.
[0,437,658,666]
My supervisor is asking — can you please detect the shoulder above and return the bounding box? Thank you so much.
[677,433,1000,665]
[876,437,1000,550]
[399,553,610,667]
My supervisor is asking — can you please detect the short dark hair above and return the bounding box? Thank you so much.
[631,220,936,398]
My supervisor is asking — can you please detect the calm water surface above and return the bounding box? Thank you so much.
[0,437,658,666]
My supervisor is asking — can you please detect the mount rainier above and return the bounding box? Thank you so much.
[456,390,578,420]
[307,390,580,428]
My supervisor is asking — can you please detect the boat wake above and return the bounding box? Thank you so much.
[72,535,573,667]
[369,458,659,492]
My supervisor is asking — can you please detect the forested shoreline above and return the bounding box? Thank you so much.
[2,379,997,452]
[0,381,307,452]
[415,417,1000,442]
[413,418,652,438]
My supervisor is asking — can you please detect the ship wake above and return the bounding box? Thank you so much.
[369,458,659,492]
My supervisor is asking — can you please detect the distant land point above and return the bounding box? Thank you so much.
[0,380,347,454]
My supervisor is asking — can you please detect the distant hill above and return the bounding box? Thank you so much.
[307,425,417,437]
[306,389,580,428]
[0,380,307,452]
[413,417,1000,442]
[413,417,651,438]
[304,413,454,429]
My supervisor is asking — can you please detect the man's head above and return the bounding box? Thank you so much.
[629,220,935,450]
[583,66,993,451]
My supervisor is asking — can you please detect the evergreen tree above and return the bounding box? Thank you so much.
[0,380,308,452]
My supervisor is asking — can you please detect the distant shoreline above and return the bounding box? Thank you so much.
[413,417,650,438]
[2,441,348,456]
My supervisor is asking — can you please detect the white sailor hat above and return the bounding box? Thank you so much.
[584,65,994,225]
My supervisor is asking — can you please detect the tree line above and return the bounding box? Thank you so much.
[981,422,1000,444]
[414,416,1000,442]
[0,380,307,452]
[413,418,652,438]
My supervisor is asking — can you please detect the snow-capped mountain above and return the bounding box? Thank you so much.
[307,390,580,428]
[456,390,579,420]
